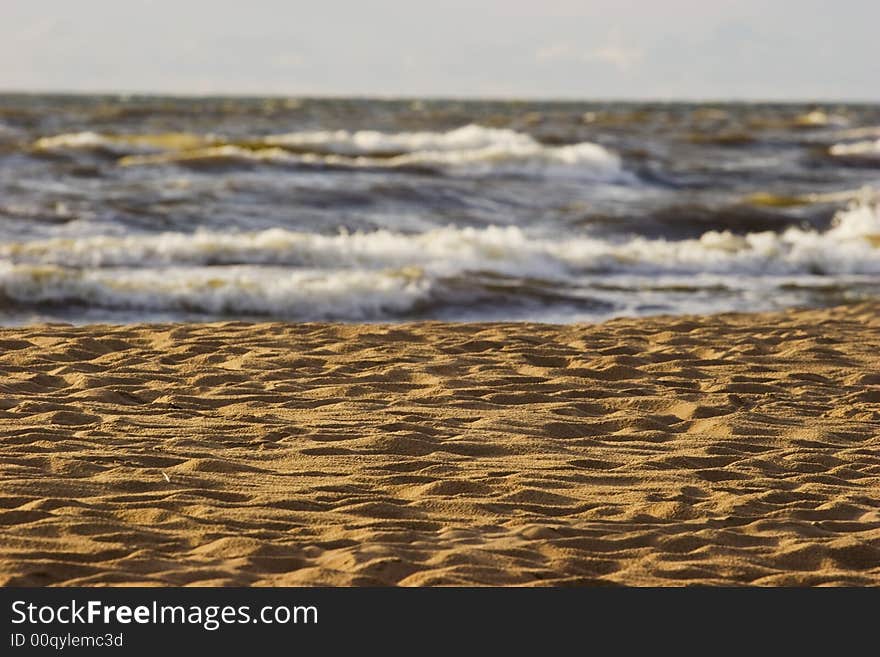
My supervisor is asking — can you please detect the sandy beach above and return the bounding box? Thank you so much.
[1,303,879,586]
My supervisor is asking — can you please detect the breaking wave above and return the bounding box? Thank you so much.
[1,199,878,319]
[32,125,627,180]
[829,139,880,163]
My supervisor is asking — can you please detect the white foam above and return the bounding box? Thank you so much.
[5,198,879,275]
[32,131,210,155]
[0,265,429,320]
[262,125,625,178]
[829,139,880,159]
[2,199,877,318]
[794,110,849,128]
[264,124,524,156]
[32,131,160,155]
[118,141,626,179]
[33,132,115,150]
[34,124,620,179]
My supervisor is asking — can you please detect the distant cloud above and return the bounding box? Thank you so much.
[585,43,643,71]
[535,31,643,72]
[2,0,877,100]
[535,42,581,63]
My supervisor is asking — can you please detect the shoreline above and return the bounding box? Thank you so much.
[1,303,879,586]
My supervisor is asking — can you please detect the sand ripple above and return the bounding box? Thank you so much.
[1,304,879,586]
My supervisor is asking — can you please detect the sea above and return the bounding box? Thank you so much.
[0,94,878,325]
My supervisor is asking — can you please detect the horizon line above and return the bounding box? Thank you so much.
[1,87,878,106]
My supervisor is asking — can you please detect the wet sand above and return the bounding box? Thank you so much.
[1,303,879,586]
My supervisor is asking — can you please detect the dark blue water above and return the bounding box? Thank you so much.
[0,95,878,324]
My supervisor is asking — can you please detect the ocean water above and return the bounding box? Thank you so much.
[0,94,879,325]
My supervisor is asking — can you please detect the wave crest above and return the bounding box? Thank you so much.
[33,125,627,180]
[5,199,879,274]
[0,199,878,319]
[829,139,880,162]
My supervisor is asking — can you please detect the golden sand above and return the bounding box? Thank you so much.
[1,303,879,586]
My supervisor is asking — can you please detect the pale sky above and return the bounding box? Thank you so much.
[2,0,878,100]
